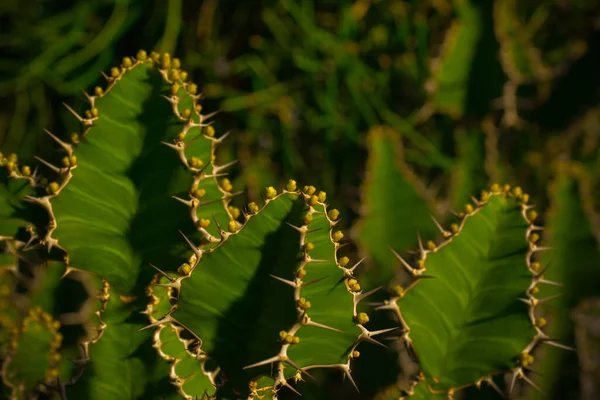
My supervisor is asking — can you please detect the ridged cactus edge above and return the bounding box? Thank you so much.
[377,184,569,399]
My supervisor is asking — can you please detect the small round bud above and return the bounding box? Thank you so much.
[286,179,297,192]
[332,231,344,242]
[136,50,148,61]
[356,312,369,325]
[248,202,259,214]
[265,186,277,199]
[338,256,349,267]
[327,209,339,221]
[221,178,233,192]
[204,125,215,137]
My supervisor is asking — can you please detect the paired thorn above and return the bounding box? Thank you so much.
[150,264,175,282]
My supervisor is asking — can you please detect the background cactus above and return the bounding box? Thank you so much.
[2,1,600,399]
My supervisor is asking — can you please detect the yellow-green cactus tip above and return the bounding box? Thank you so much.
[286,179,297,192]
[204,125,215,137]
[327,209,340,221]
[332,231,344,242]
[228,220,238,233]
[122,57,133,68]
[265,186,277,199]
[47,182,60,195]
[248,202,259,214]
[188,156,203,169]
[136,50,148,61]
[178,263,192,275]
[219,178,232,192]
[303,185,316,195]
[317,191,326,202]
[356,312,369,325]
[228,206,241,219]
[527,210,538,222]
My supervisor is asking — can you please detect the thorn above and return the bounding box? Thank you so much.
[285,358,316,382]
[172,196,194,207]
[63,102,85,123]
[35,156,61,173]
[279,379,301,396]
[101,71,110,81]
[243,355,281,370]
[532,246,554,253]
[430,215,450,237]
[215,130,231,143]
[150,264,176,282]
[285,222,304,233]
[521,373,542,393]
[356,286,383,301]
[202,110,220,122]
[536,278,563,287]
[509,370,519,395]
[347,257,365,273]
[542,339,576,352]
[484,377,505,398]
[214,160,238,174]
[44,129,72,152]
[139,318,167,331]
[179,230,202,258]
[304,319,345,333]
[368,327,400,337]
[161,141,181,151]
[417,233,425,256]
[343,367,360,393]
[269,274,296,287]
[301,276,327,287]
[197,197,228,208]
[82,90,93,103]
[390,247,417,275]
[212,215,225,238]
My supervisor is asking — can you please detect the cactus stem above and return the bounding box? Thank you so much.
[149,263,176,282]
[34,156,62,174]
[269,274,297,288]
[44,129,73,153]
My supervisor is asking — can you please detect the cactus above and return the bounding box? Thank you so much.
[0,52,387,399]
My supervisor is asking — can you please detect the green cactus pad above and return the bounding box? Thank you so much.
[382,185,545,396]
[158,187,376,398]
[30,54,231,293]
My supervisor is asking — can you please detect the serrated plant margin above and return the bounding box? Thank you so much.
[379,183,566,399]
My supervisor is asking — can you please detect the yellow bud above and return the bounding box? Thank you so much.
[176,132,185,141]
[286,179,297,192]
[94,86,104,96]
[529,286,539,295]
[21,165,31,176]
[348,279,358,286]
[512,186,523,196]
[181,108,192,119]
[464,204,474,214]
[150,51,160,62]
[450,223,459,233]
[521,194,530,204]
[317,191,327,202]
[297,268,307,278]
[193,188,206,199]
[338,256,349,267]
[304,242,315,251]
[535,317,547,328]
[91,107,98,117]
[350,283,361,292]
[417,259,425,269]
[5,161,15,172]
[426,240,436,250]
[198,218,211,229]
[328,209,340,221]
[221,178,233,192]
[530,261,541,272]
[480,190,490,202]
[169,69,180,81]
[308,195,318,206]
[171,84,180,95]
[188,83,198,95]
[179,71,188,81]
[47,182,60,195]
[303,185,316,195]
[228,220,238,233]
[303,213,313,224]
[195,104,203,113]
[527,210,538,222]
[352,350,360,358]
[178,263,192,275]
[62,156,71,167]
[332,231,344,242]
[228,206,241,219]
[136,50,148,61]
[7,153,17,162]
[172,58,181,69]
[204,125,215,137]
[490,183,500,192]
[188,156,203,169]
[284,335,294,344]
[356,312,369,325]
[161,58,171,69]
[292,336,300,344]
[279,331,288,340]
[392,285,404,297]
[265,186,277,199]
[71,133,80,144]
[248,202,259,214]
[503,184,511,193]
[122,57,133,68]
[529,233,540,243]
[110,67,120,78]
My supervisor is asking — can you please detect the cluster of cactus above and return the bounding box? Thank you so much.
[0,53,572,400]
